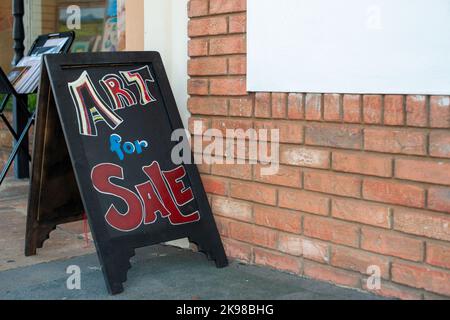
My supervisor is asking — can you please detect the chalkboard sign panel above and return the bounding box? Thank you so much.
[26,52,228,295]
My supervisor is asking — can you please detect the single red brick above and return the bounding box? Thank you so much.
[254,205,302,234]
[188,16,228,37]
[343,94,361,123]
[332,198,391,228]
[303,261,361,288]
[271,93,287,119]
[188,57,227,76]
[254,164,302,188]
[211,118,253,135]
[331,246,390,279]
[277,233,303,256]
[212,196,253,222]
[230,181,277,205]
[394,208,450,241]
[229,14,246,33]
[364,129,427,155]
[392,261,450,296]
[188,39,208,57]
[303,215,360,247]
[228,56,246,75]
[304,170,362,198]
[280,146,330,169]
[395,158,450,186]
[188,0,208,17]
[428,187,450,213]
[279,190,330,216]
[255,93,271,118]
[210,35,246,55]
[188,97,228,115]
[210,0,246,14]
[306,124,363,150]
[305,94,322,121]
[201,175,228,196]
[254,248,301,274]
[406,95,427,127]
[362,281,423,300]
[430,131,450,159]
[254,120,303,144]
[426,242,450,269]
[229,221,278,249]
[301,238,330,263]
[188,78,209,95]
[332,151,392,177]
[361,227,424,261]
[363,179,425,208]
[210,77,246,96]
[229,97,253,117]
[197,163,211,174]
[430,96,450,128]
[278,235,329,264]
[211,163,252,180]
[214,216,232,237]
[324,94,341,122]
[222,238,252,263]
[219,140,255,162]
[288,93,304,120]
[189,116,210,135]
[384,95,404,126]
[363,95,383,124]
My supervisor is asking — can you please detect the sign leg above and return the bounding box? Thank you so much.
[189,231,228,268]
[99,245,136,295]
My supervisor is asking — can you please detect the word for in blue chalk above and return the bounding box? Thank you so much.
[110,134,149,161]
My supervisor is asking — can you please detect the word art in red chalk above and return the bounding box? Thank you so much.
[91,161,200,232]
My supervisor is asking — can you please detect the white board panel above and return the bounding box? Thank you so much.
[247,0,450,94]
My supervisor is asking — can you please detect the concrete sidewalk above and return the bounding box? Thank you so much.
[0,178,383,300]
[0,245,384,300]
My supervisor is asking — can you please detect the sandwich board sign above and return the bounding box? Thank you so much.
[26,52,228,295]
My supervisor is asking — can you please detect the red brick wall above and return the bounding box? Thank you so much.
[188,0,450,300]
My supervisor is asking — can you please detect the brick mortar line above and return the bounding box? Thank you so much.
[188,32,247,40]
[189,11,247,20]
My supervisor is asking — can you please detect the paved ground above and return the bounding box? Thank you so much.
[0,178,383,300]
[0,179,95,272]
[0,245,384,300]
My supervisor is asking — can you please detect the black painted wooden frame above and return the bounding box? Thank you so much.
[26,52,228,295]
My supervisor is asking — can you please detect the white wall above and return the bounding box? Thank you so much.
[24,0,42,53]
[144,0,190,249]
[248,0,450,95]
[144,0,189,127]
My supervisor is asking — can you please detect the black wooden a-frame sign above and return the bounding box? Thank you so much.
[26,52,228,295]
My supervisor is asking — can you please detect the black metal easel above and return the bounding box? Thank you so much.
[0,72,34,185]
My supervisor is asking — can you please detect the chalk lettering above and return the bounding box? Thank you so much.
[91,162,200,232]
[68,71,123,137]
